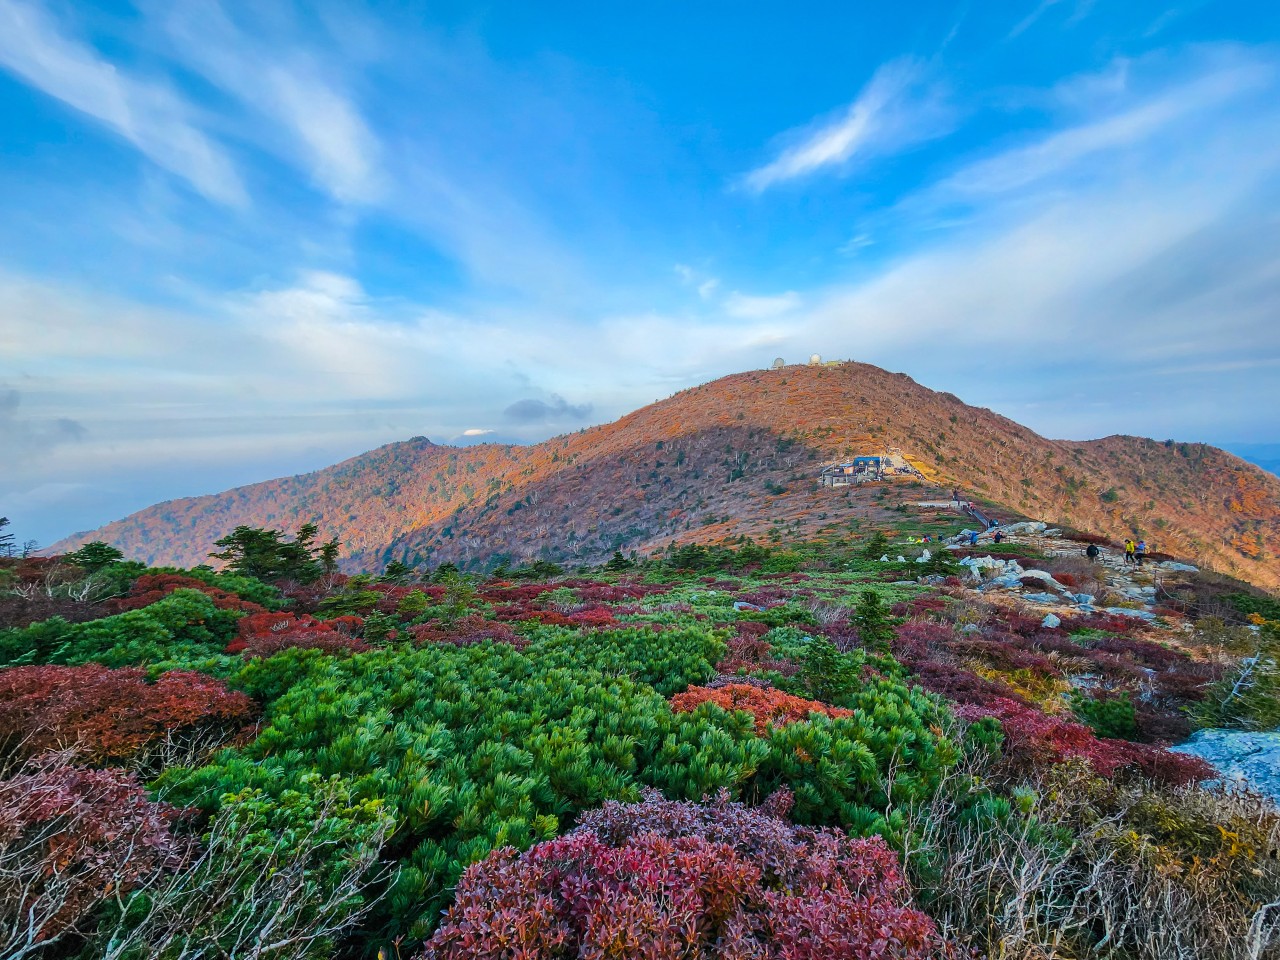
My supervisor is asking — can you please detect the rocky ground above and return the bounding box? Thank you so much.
[929,517,1280,801]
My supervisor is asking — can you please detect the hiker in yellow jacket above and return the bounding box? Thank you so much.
[1123,538,1136,566]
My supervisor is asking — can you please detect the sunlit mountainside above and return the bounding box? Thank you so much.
[53,362,1280,589]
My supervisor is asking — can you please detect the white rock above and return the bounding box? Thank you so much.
[1041,613,1062,629]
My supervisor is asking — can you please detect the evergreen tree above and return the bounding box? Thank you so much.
[860,532,890,560]
[209,524,324,583]
[319,538,341,577]
[65,541,125,572]
[0,517,14,558]
[852,590,896,654]
[799,635,860,705]
[604,551,633,571]
[382,559,414,582]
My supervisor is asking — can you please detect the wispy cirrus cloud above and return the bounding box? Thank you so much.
[0,0,246,206]
[938,49,1275,199]
[724,291,802,319]
[157,0,381,204]
[743,58,954,192]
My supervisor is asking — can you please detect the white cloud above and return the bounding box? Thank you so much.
[938,53,1274,199]
[724,291,803,319]
[0,0,246,206]
[675,263,721,300]
[158,0,381,203]
[743,58,952,192]
[462,428,493,436]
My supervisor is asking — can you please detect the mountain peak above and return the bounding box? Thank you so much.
[51,363,1280,588]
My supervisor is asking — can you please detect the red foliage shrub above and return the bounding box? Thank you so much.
[957,697,1101,768]
[955,697,1212,787]
[0,594,108,630]
[892,595,948,619]
[949,631,1061,675]
[409,616,527,650]
[0,665,254,763]
[996,609,1056,639]
[1111,741,1214,786]
[480,583,558,605]
[575,582,670,603]
[419,790,946,960]
[1087,634,1186,672]
[1060,612,1145,635]
[567,606,619,628]
[671,684,853,728]
[228,612,369,658]
[110,573,266,614]
[0,760,187,951]
[909,660,1021,705]
[714,629,800,677]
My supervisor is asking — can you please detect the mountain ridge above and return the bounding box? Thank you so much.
[51,363,1280,589]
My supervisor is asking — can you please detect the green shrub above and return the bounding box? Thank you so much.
[0,590,241,669]
[1194,621,1280,730]
[1071,691,1139,741]
[96,774,391,960]
[159,622,957,940]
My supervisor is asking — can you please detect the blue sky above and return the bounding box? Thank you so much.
[2,1,1280,546]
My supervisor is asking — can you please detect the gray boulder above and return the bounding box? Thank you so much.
[1171,730,1280,803]
[980,573,1025,591]
[1041,613,1062,629]
[1102,606,1158,621]
[1018,569,1072,594]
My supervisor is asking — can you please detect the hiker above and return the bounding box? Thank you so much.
[993,530,1005,544]
[1085,543,1100,561]
[1123,539,1136,565]
[969,530,979,546]
[952,488,960,504]
[1135,540,1147,567]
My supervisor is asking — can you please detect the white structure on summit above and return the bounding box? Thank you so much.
[771,357,785,369]
[808,354,822,365]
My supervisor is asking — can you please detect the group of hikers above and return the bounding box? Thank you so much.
[1121,538,1149,566]
[1082,538,1148,565]
[952,491,1147,566]
[966,524,1005,546]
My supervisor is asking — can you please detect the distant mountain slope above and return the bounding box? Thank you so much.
[52,363,1280,589]
[1225,443,1280,480]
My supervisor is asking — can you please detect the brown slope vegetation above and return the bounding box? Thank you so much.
[51,363,1280,588]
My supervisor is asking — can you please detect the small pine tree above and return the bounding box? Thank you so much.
[799,635,860,705]
[852,591,895,654]
[209,524,324,583]
[604,551,633,572]
[860,532,890,560]
[382,559,414,582]
[65,541,125,572]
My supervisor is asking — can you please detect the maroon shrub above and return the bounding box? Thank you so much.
[0,664,254,763]
[409,616,527,650]
[109,573,266,615]
[226,612,369,657]
[956,697,1212,787]
[417,790,947,960]
[0,760,188,953]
